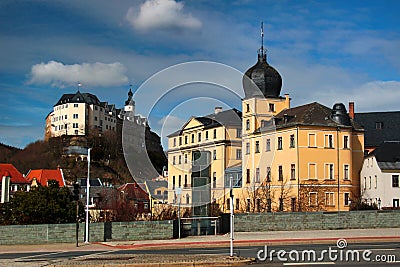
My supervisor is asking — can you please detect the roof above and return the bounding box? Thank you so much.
[259,102,362,132]
[167,108,242,137]
[145,180,168,200]
[79,178,102,187]
[0,164,29,184]
[354,111,400,148]
[117,183,149,201]
[369,141,400,170]
[26,169,65,187]
[55,91,102,106]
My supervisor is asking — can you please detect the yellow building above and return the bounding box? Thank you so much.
[240,40,364,212]
[167,108,242,212]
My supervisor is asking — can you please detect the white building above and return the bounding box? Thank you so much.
[45,91,118,139]
[360,141,400,208]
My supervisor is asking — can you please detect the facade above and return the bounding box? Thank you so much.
[144,179,169,215]
[361,141,400,208]
[167,108,242,211]
[45,91,118,140]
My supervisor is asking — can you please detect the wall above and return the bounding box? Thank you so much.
[234,210,400,232]
[0,220,173,245]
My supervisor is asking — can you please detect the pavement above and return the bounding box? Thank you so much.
[1,227,400,253]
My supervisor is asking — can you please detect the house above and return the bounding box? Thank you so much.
[117,183,150,214]
[0,163,30,202]
[144,179,168,214]
[26,168,66,187]
[360,141,400,208]
[167,107,242,214]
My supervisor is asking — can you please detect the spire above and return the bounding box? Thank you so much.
[77,82,82,93]
[128,84,133,97]
[125,85,135,106]
[258,21,267,61]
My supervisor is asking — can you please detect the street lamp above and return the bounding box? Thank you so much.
[85,148,91,243]
[229,175,234,257]
[378,198,381,210]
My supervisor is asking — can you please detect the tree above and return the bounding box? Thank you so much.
[0,180,85,225]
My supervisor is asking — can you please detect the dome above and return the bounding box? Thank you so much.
[243,52,282,99]
[331,103,351,126]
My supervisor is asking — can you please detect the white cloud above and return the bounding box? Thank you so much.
[126,0,202,31]
[28,61,129,87]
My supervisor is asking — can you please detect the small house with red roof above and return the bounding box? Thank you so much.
[0,163,30,202]
[117,182,150,214]
[26,167,66,187]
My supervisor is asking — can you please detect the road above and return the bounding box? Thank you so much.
[1,241,399,266]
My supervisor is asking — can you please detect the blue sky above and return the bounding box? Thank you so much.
[0,0,399,149]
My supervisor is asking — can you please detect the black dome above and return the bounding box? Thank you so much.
[331,103,351,126]
[243,53,282,99]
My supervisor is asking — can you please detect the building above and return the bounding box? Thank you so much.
[143,179,168,214]
[117,183,150,214]
[0,163,30,203]
[354,111,400,153]
[167,107,242,211]
[45,90,118,140]
[360,141,400,208]
[26,168,66,187]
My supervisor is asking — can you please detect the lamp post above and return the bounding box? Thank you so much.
[85,148,91,243]
[378,198,381,210]
[229,175,234,257]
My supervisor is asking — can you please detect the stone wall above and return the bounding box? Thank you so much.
[0,220,173,245]
[234,210,400,232]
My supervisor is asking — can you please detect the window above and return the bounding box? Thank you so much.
[64,115,67,120]
[290,134,295,148]
[198,132,201,142]
[213,129,217,139]
[266,138,271,151]
[266,167,271,182]
[157,190,162,195]
[184,154,188,164]
[186,194,190,204]
[246,169,250,183]
[246,199,251,212]
[179,136,182,145]
[375,175,378,189]
[290,164,296,180]
[375,122,383,129]
[325,164,334,179]
[213,150,217,160]
[173,138,176,147]
[325,134,333,148]
[246,142,250,154]
[236,128,241,138]
[191,134,195,143]
[73,123,78,128]
[178,155,181,164]
[269,103,275,112]
[267,198,272,212]
[172,176,175,190]
[246,119,250,130]
[235,198,240,210]
[291,198,296,212]
[178,175,181,187]
[205,131,209,140]
[246,103,250,112]
[173,156,176,165]
[236,149,242,160]
[75,130,78,135]
[256,198,261,212]
[344,165,349,180]
[363,177,366,190]
[255,168,260,183]
[308,133,316,147]
[279,198,283,211]
[226,198,230,210]
[344,193,350,206]
[185,136,188,144]
[343,136,349,149]
[213,172,217,188]
[309,163,317,179]
[278,165,283,181]
[325,192,335,206]
[277,137,283,150]
[392,175,399,187]
[309,192,317,206]
[73,114,78,119]
[184,175,188,188]
[255,141,260,153]
[74,103,78,108]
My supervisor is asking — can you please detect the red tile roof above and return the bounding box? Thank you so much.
[117,183,149,201]
[0,163,29,184]
[26,169,65,187]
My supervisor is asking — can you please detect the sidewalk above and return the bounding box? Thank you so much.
[1,228,399,253]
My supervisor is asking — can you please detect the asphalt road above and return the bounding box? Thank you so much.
[1,241,400,266]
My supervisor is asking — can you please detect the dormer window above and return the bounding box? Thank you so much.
[375,122,383,129]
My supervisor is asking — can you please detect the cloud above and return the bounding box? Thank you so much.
[126,0,202,31]
[28,61,129,87]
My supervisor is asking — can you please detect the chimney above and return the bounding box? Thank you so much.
[214,107,223,114]
[349,102,354,119]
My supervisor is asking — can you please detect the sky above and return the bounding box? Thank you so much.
[0,0,399,149]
